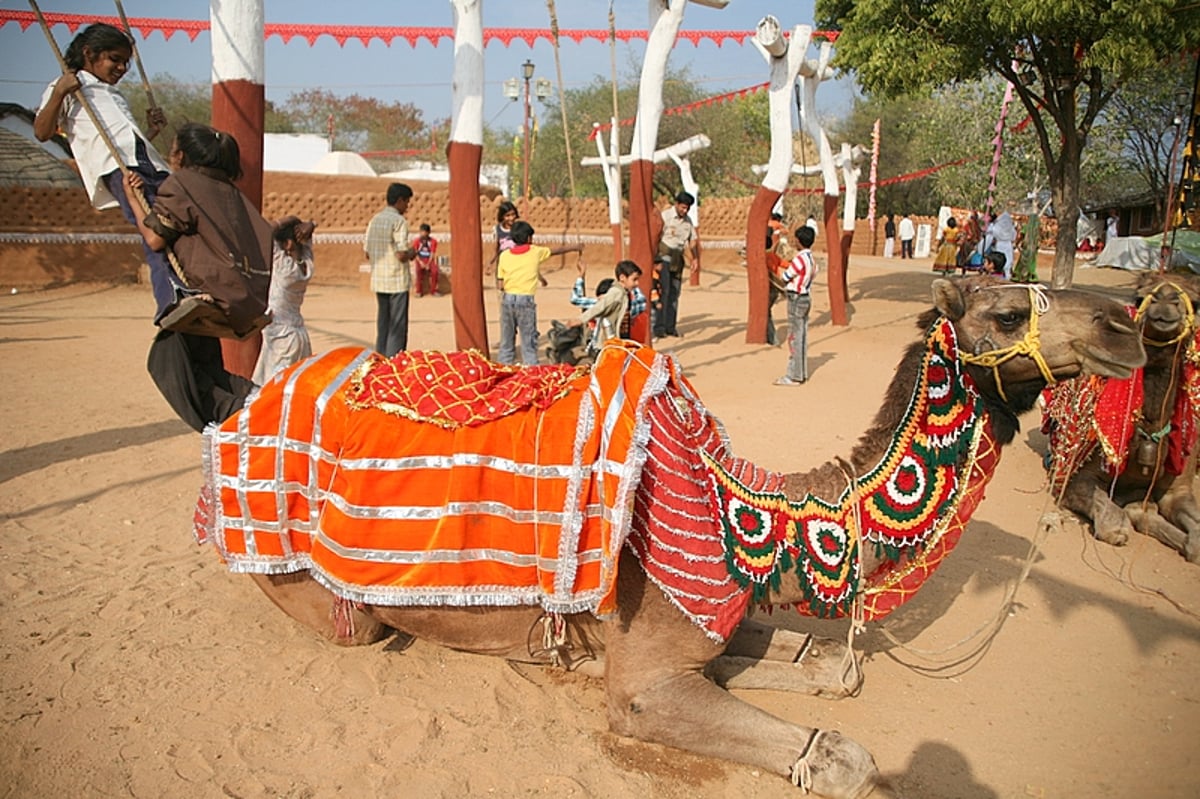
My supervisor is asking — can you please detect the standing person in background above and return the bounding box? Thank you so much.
[932,216,961,275]
[959,211,983,267]
[898,213,916,259]
[765,212,788,346]
[883,213,896,258]
[774,225,817,387]
[989,210,1018,280]
[1106,209,1120,242]
[412,223,439,297]
[654,191,700,338]
[488,200,520,273]
[254,216,316,384]
[364,183,416,357]
[1013,213,1040,283]
[34,22,177,324]
[496,221,583,365]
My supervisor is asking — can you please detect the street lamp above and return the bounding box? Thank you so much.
[503,61,552,202]
[521,60,535,202]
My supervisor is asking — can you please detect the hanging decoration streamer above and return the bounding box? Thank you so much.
[867,118,880,235]
[0,10,838,48]
[984,63,1019,219]
[588,81,769,140]
[732,157,975,195]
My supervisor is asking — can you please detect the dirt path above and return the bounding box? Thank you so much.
[2,257,1198,799]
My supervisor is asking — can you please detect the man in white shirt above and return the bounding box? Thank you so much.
[899,213,916,259]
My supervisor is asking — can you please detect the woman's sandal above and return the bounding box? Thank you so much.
[159,295,271,341]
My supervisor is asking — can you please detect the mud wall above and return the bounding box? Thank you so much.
[0,172,926,289]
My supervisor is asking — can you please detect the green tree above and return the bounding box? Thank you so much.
[816,0,1200,287]
[524,69,772,202]
[125,74,295,137]
[279,89,432,156]
[1091,55,1197,225]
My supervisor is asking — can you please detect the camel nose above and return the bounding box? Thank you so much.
[1099,307,1137,336]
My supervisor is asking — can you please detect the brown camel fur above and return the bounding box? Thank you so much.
[1049,273,1200,563]
[234,276,1144,799]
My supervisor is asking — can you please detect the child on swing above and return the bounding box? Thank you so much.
[33,22,180,324]
[126,123,273,432]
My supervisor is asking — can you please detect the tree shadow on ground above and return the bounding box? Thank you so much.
[0,419,190,484]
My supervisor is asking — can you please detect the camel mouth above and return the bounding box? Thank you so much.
[1141,319,1186,343]
[1072,341,1142,379]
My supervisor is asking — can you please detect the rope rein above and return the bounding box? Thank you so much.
[1135,282,1196,348]
[959,284,1056,401]
[545,0,582,253]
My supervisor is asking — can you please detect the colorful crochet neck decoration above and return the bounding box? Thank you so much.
[704,318,999,621]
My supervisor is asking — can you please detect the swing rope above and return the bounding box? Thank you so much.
[608,0,620,142]
[545,0,581,252]
[112,0,162,123]
[29,0,189,287]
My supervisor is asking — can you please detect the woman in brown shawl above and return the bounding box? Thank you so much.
[127,123,273,431]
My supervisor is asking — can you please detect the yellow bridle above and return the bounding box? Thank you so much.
[958,285,1057,402]
[1134,281,1195,348]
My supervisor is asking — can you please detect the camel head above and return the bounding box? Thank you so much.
[929,276,1145,424]
[1133,272,1200,349]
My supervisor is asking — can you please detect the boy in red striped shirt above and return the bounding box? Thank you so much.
[774,225,817,386]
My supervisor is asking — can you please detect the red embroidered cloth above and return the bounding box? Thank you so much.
[346,349,583,428]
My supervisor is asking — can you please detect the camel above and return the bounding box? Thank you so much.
[194,275,1144,799]
[1044,272,1200,563]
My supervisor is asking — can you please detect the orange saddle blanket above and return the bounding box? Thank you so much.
[194,343,724,620]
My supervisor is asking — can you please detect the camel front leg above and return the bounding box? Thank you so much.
[604,558,880,797]
[1125,497,1200,563]
[709,619,861,697]
[1062,480,1134,546]
[606,667,879,798]
[1153,489,1200,564]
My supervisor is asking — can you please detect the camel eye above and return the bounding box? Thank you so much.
[995,311,1025,331]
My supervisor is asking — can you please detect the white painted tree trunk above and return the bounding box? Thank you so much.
[447,0,487,352]
[210,0,265,380]
[839,142,862,232]
[752,19,812,192]
[594,122,622,228]
[449,0,483,147]
[630,0,685,162]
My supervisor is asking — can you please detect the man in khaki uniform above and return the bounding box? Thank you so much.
[654,191,700,338]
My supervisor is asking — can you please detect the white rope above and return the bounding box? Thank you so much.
[789,728,823,791]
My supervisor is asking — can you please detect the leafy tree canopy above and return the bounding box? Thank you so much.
[816,0,1200,286]
[522,67,772,201]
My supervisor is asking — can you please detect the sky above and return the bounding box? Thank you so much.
[0,0,857,135]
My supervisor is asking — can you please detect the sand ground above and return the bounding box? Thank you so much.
[2,255,1199,799]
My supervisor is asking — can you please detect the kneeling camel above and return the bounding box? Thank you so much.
[1045,272,1200,563]
[195,276,1144,798]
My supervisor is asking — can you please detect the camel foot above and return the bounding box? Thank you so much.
[1091,504,1133,547]
[799,730,880,799]
[1185,536,1200,565]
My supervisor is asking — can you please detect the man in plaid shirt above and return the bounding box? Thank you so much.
[364,183,416,356]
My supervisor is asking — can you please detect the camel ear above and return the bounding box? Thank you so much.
[932,278,966,320]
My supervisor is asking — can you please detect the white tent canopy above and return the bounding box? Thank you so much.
[309,151,377,177]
